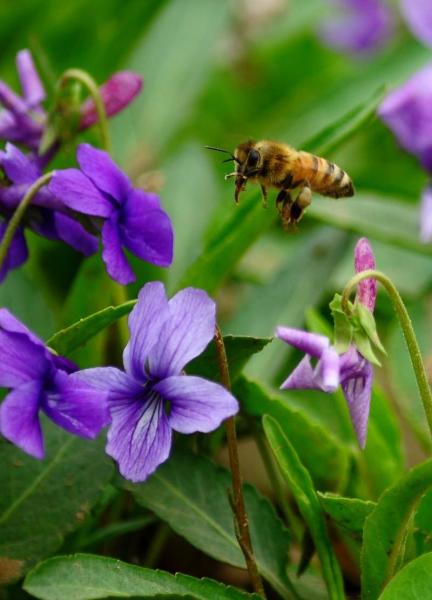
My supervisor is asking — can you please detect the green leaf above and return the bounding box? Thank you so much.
[0,422,113,583]
[263,415,345,600]
[377,553,432,600]
[318,493,376,539]
[235,376,349,491]
[361,458,432,600]
[121,448,296,599]
[24,553,256,600]
[187,336,272,382]
[47,300,136,356]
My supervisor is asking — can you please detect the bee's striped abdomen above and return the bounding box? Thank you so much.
[297,152,354,198]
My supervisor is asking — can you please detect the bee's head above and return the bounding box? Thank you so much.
[234,140,261,176]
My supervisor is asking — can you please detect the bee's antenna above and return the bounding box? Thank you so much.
[204,145,240,164]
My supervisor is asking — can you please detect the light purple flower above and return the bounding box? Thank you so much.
[378,66,432,241]
[80,72,143,130]
[277,238,378,448]
[0,309,109,459]
[0,144,98,275]
[354,237,377,311]
[49,144,174,284]
[75,282,239,482]
[0,49,45,151]
[400,0,432,48]
[319,0,395,54]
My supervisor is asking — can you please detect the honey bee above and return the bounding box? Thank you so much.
[205,140,354,228]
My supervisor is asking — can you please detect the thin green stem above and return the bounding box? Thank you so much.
[341,269,432,442]
[59,68,110,151]
[214,325,266,599]
[0,172,54,274]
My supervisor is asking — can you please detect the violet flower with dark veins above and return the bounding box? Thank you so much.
[378,66,432,242]
[0,309,109,459]
[75,282,239,482]
[319,0,394,54]
[49,144,174,284]
[0,143,98,281]
[276,238,377,448]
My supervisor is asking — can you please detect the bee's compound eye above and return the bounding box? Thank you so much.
[247,149,260,167]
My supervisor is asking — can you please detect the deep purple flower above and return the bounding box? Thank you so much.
[49,144,174,284]
[75,282,239,482]
[80,72,143,130]
[0,49,45,151]
[276,238,378,448]
[319,0,394,54]
[0,222,28,283]
[400,0,432,48]
[378,66,432,242]
[0,309,109,459]
[0,143,98,280]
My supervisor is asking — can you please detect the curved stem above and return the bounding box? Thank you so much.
[59,68,110,151]
[341,269,432,441]
[214,325,266,598]
[0,172,54,273]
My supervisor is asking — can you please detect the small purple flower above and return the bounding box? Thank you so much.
[0,309,109,459]
[319,0,395,54]
[400,0,432,48]
[75,282,239,482]
[277,238,378,448]
[80,72,143,130]
[49,144,174,284]
[379,66,432,242]
[0,49,45,151]
[0,144,98,280]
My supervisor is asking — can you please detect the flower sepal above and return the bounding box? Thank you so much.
[330,293,386,366]
[39,80,82,154]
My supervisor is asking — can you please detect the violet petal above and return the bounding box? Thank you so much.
[121,189,174,268]
[275,326,330,358]
[101,217,135,285]
[73,366,143,397]
[148,287,216,379]
[400,0,432,48]
[0,380,44,459]
[49,168,113,217]
[155,375,239,434]
[317,346,340,392]
[341,357,374,448]
[42,370,110,438]
[123,282,170,381]
[77,144,131,202]
[51,212,99,256]
[0,143,40,184]
[106,391,172,483]
[0,327,48,388]
[280,355,322,390]
[16,49,45,106]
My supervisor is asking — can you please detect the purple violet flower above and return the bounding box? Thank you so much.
[0,309,109,459]
[276,238,377,448]
[319,0,395,54]
[0,49,45,151]
[75,282,239,482]
[49,144,174,284]
[378,65,432,242]
[0,143,98,280]
[400,0,432,48]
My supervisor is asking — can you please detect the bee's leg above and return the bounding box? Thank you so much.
[276,189,293,230]
[260,184,268,208]
[291,186,312,225]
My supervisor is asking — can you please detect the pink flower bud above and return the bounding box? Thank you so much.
[80,72,143,130]
[354,237,377,312]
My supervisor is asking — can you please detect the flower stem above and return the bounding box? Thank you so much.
[214,325,266,598]
[59,68,110,152]
[341,269,432,442]
[0,172,54,274]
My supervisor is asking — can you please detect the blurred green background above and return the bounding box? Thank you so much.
[1,0,431,462]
